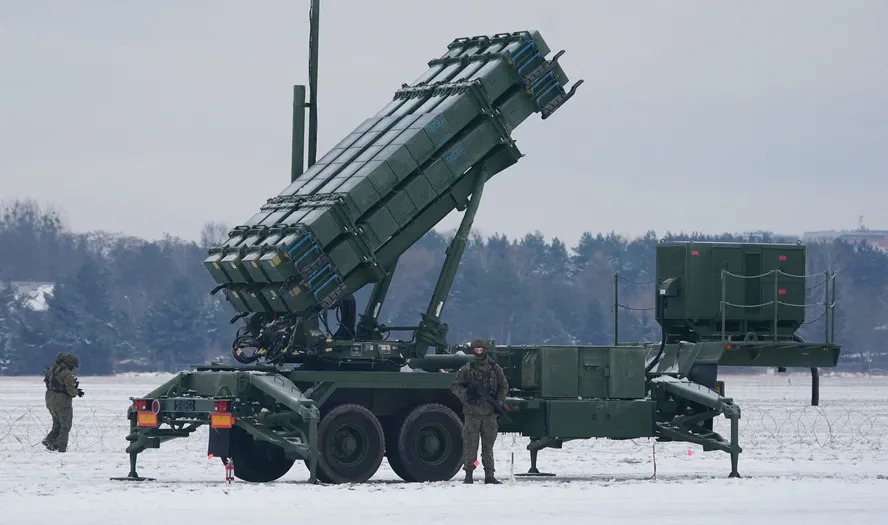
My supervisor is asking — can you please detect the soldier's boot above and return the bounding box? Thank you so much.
[463,469,473,484]
[53,435,69,452]
[484,473,501,484]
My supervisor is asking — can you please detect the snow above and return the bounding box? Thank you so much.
[1,372,887,524]
[23,284,53,311]
[5,281,54,311]
[649,375,725,405]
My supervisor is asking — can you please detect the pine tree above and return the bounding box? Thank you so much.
[40,263,120,375]
[140,275,214,372]
[0,279,18,374]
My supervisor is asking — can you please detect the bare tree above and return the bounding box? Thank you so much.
[199,221,230,249]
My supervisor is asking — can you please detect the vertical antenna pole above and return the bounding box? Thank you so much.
[307,0,320,168]
[829,271,836,343]
[291,85,306,182]
[823,271,830,343]
[290,0,318,181]
[773,269,779,340]
[613,273,619,345]
[721,270,726,341]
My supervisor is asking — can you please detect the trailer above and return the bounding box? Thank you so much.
[113,2,840,485]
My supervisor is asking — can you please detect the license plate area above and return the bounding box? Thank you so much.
[173,399,196,411]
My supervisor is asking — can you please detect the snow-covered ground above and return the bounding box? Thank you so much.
[1,372,886,524]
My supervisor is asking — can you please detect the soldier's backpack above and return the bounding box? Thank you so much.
[43,365,64,392]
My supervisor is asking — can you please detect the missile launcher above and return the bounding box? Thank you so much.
[205,31,578,320]
[116,6,841,487]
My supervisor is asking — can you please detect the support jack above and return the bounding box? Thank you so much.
[110,474,155,482]
[110,453,155,481]
[514,448,556,477]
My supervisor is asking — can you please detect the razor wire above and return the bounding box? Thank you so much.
[718,268,838,341]
[1,403,885,455]
[0,406,211,454]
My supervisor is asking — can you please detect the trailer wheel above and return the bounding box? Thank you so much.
[396,403,463,482]
[317,403,385,483]
[224,426,295,482]
[383,414,415,482]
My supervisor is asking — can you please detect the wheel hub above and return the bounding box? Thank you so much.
[415,424,449,464]
[331,425,367,466]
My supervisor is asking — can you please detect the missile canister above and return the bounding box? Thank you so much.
[204,30,581,316]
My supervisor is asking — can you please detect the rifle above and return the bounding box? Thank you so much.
[459,379,508,418]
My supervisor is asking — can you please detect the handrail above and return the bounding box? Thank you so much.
[719,269,837,343]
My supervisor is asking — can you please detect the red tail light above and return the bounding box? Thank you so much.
[212,399,234,429]
[133,398,159,428]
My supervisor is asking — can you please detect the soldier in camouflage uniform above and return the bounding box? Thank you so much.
[451,339,508,484]
[42,352,83,452]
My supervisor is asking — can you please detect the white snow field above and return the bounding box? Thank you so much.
[1,372,887,524]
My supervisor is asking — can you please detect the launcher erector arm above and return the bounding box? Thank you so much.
[202,30,582,365]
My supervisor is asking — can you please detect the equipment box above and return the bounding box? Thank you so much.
[545,399,656,438]
[656,241,807,339]
[523,346,647,400]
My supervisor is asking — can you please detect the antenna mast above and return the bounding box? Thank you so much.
[291,0,320,182]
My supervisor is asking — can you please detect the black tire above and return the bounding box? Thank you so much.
[317,403,385,484]
[396,403,463,482]
[222,426,295,483]
[383,414,415,482]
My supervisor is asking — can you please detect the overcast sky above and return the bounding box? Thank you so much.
[1,0,886,247]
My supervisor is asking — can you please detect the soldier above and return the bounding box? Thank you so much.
[42,352,83,452]
[451,339,508,484]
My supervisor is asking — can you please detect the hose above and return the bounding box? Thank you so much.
[645,294,667,374]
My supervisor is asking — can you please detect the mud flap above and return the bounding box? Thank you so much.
[208,428,232,458]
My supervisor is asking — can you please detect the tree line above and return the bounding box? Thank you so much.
[1,198,886,375]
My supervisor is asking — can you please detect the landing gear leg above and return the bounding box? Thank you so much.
[110,417,155,481]
[515,440,556,477]
[111,452,154,481]
[308,413,319,484]
[729,410,741,479]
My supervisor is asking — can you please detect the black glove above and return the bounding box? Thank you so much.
[77,388,84,397]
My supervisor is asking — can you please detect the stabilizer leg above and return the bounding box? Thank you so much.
[308,414,319,484]
[111,416,155,481]
[110,451,155,482]
[515,440,556,477]
[728,410,741,479]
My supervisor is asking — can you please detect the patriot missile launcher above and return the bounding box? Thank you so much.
[116,2,840,486]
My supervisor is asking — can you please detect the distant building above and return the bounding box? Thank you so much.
[742,231,801,243]
[0,281,54,311]
[803,229,888,251]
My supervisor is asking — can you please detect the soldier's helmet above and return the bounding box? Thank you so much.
[470,339,488,359]
[63,354,79,369]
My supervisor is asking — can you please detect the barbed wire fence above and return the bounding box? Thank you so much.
[2,403,885,456]
[0,406,212,454]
